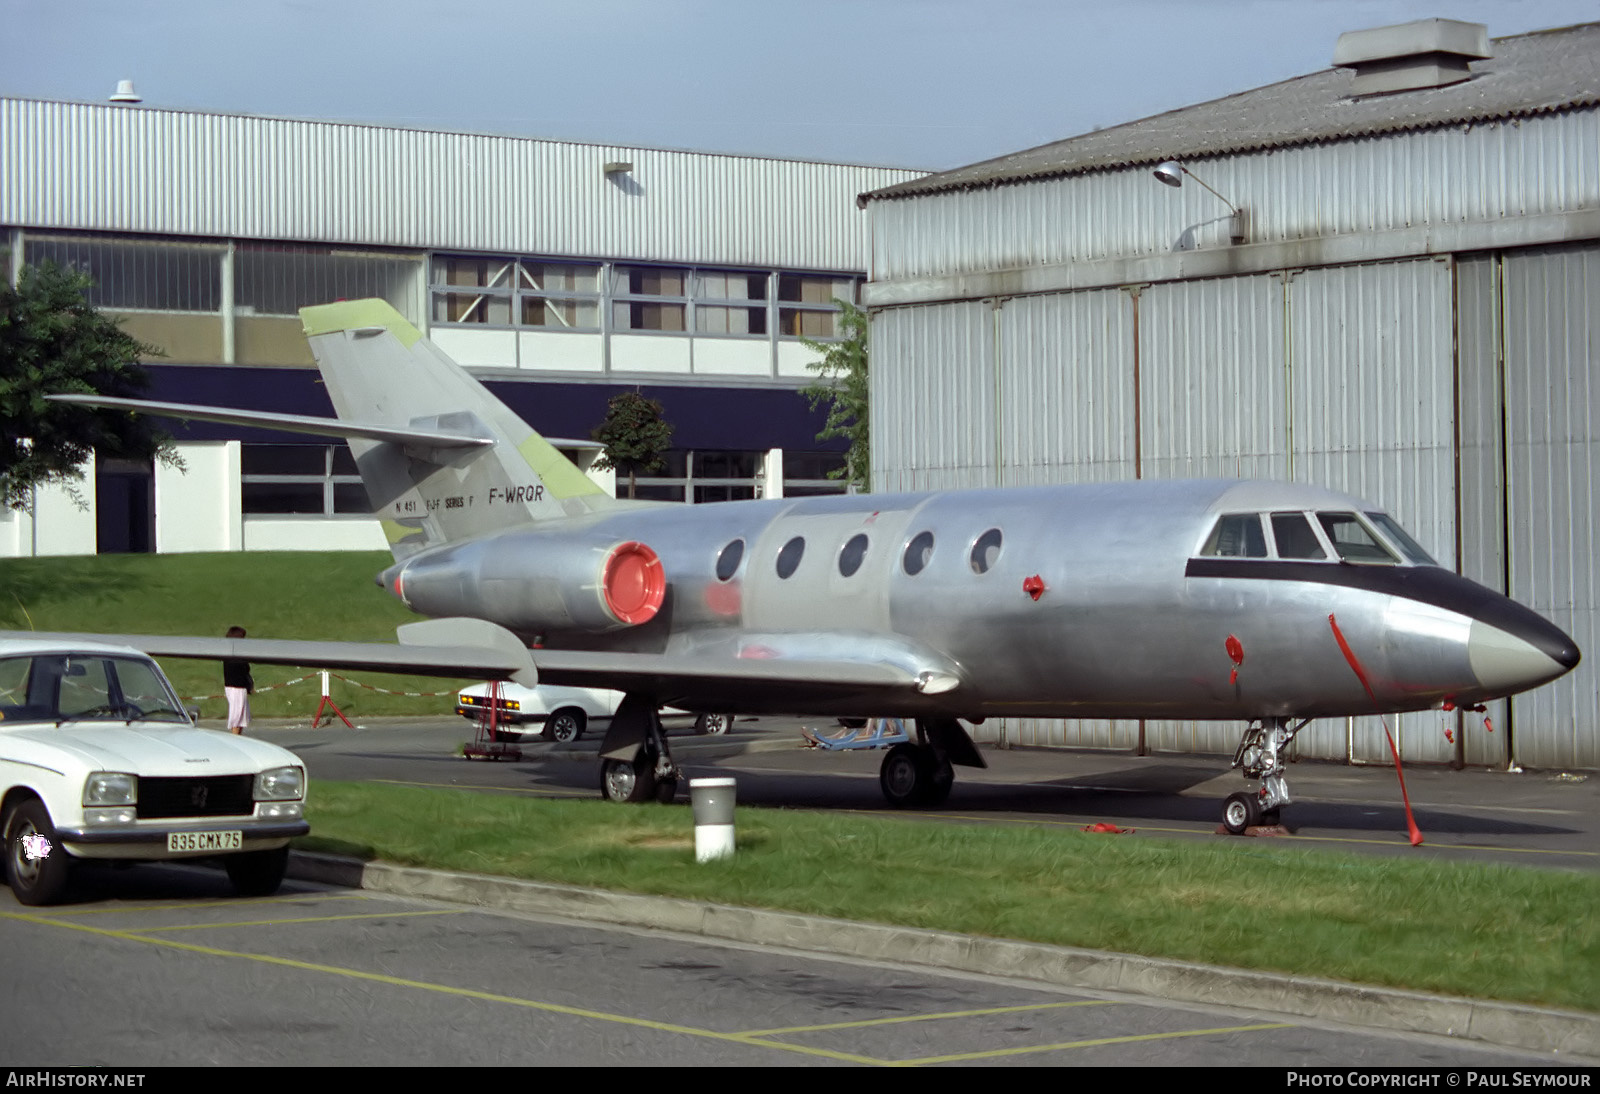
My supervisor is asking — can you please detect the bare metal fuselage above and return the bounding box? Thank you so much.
[383,478,1578,722]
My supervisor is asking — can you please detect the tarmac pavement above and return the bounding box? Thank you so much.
[225,712,1600,1060]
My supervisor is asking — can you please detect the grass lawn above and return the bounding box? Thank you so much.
[0,551,463,720]
[301,780,1600,1013]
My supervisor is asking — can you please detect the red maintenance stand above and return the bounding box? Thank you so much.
[463,680,523,761]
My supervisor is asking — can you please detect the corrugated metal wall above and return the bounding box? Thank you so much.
[872,249,1597,768]
[0,99,921,270]
[868,111,1600,282]
[1500,245,1600,769]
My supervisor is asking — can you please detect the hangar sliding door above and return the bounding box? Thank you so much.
[1499,244,1600,769]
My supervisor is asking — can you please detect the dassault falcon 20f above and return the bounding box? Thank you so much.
[39,299,1580,831]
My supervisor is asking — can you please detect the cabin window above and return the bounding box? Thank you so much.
[1200,514,1267,558]
[970,528,1003,574]
[838,534,869,578]
[1317,512,1399,564]
[715,539,744,581]
[1366,513,1438,566]
[903,531,935,575]
[775,536,805,579]
[1270,513,1326,560]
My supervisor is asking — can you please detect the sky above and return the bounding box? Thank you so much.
[2,0,1595,171]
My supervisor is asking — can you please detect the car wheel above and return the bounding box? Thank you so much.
[600,754,656,803]
[4,798,72,906]
[694,713,732,736]
[224,845,290,897]
[545,708,586,744]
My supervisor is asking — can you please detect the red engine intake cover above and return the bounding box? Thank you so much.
[601,541,665,626]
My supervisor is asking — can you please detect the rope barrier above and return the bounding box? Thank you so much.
[181,672,457,703]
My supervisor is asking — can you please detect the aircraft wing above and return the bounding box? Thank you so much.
[0,630,532,682]
[0,625,954,711]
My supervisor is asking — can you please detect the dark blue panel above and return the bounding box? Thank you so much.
[143,366,844,453]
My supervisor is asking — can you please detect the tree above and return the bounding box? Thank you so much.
[591,390,674,499]
[800,298,869,492]
[0,258,175,510]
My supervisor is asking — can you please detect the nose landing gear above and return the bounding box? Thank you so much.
[1223,717,1308,833]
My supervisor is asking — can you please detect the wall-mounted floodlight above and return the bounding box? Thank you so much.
[1152,159,1248,245]
[109,79,141,104]
[603,161,633,177]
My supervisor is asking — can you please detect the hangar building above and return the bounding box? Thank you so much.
[0,97,920,556]
[859,19,1598,770]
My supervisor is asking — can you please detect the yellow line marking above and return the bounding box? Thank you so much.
[1,910,889,1066]
[132,910,465,932]
[742,999,1112,1036]
[23,893,373,917]
[894,1022,1295,1065]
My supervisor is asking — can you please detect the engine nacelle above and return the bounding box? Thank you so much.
[383,533,665,634]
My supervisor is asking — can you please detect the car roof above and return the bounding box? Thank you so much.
[0,638,149,659]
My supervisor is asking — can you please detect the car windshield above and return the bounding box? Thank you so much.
[0,654,190,725]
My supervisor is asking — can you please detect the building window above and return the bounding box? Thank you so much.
[783,451,849,497]
[778,274,855,339]
[241,445,370,516]
[612,265,688,332]
[695,270,769,337]
[427,253,857,349]
[519,262,601,330]
[25,235,223,312]
[237,243,419,318]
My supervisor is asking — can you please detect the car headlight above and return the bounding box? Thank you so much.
[83,772,138,807]
[253,765,305,801]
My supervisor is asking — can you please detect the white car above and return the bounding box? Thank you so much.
[456,682,734,742]
[0,639,309,906]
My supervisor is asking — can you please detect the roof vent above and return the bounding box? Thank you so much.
[1333,18,1489,95]
[108,79,142,104]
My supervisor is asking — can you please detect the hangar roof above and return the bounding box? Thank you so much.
[863,21,1600,205]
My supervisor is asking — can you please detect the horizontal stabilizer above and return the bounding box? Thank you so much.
[46,395,495,451]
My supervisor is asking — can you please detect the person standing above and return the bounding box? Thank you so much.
[223,625,253,735]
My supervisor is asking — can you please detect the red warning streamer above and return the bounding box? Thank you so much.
[1328,613,1424,847]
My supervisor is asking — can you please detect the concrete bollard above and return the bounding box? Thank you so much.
[689,777,737,862]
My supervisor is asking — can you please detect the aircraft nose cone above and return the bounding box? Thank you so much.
[1467,615,1580,695]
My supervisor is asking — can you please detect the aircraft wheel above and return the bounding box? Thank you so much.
[1260,808,1281,827]
[1222,791,1262,835]
[224,845,289,897]
[600,754,657,803]
[922,758,955,807]
[4,798,72,906]
[879,743,928,808]
[654,777,679,804]
[544,708,586,743]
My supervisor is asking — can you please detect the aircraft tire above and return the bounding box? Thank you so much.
[224,845,290,897]
[1222,791,1261,835]
[654,777,679,804]
[600,754,657,803]
[880,743,929,809]
[544,708,586,743]
[4,798,72,906]
[921,758,954,807]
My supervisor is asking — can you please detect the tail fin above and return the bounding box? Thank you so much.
[300,299,612,559]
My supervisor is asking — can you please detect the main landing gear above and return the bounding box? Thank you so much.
[878,718,986,809]
[1223,716,1309,833]
[598,694,681,804]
